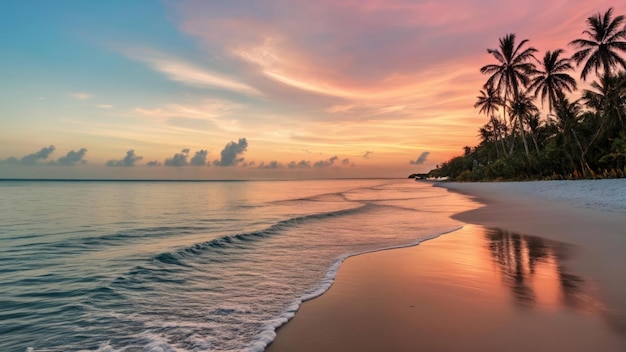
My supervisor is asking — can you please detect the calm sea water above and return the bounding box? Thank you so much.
[0,179,475,352]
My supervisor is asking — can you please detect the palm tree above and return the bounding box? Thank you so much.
[481,33,537,156]
[525,113,543,154]
[552,96,591,175]
[582,72,626,136]
[475,86,503,116]
[474,86,506,157]
[552,96,583,136]
[569,7,626,81]
[528,49,577,112]
[508,93,539,155]
[479,123,496,146]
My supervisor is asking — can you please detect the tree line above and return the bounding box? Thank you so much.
[429,8,626,181]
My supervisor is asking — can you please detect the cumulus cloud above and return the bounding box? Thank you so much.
[2,145,57,165]
[190,149,209,166]
[258,160,284,169]
[213,138,248,166]
[57,148,88,166]
[165,149,189,167]
[1,146,89,166]
[23,146,56,164]
[410,151,431,165]
[106,149,143,167]
[314,156,338,168]
[288,160,311,168]
[363,151,373,159]
[147,160,161,166]
[1,157,18,164]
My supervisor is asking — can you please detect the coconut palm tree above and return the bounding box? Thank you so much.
[582,72,626,136]
[524,113,544,154]
[474,86,503,116]
[552,96,583,136]
[508,93,538,155]
[552,96,591,175]
[528,49,577,113]
[481,33,537,156]
[569,7,626,81]
[479,123,496,146]
[474,86,506,157]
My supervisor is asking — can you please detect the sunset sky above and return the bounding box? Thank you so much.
[1,0,624,179]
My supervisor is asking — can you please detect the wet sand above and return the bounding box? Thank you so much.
[265,182,626,351]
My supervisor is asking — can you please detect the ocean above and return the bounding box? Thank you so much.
[0,179,475,352]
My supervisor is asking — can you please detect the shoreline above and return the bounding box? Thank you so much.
[265,181,626,351]
[252,225,464,351]
[442,181,626,337]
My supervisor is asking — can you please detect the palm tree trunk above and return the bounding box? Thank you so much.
[490,116,500,158]
[500,132,508,157]
[518,115,530,156]
[504,90,517,156]
[508,123,517,155]
[495,115,508,157]
[511,89,530,156]
[531,131,540,154]
[532,135,540,154]
[571,128,593,175]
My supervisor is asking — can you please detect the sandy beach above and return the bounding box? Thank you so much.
[266,181,626,351]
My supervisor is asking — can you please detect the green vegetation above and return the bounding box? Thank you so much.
[429,8,626,181]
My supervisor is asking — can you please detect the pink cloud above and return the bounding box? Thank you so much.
[172,1,624,91]
[122,47,262,96]
[166,0,626,163]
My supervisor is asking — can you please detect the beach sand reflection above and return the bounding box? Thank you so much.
[484,228,592,311]
[266,224,625,352]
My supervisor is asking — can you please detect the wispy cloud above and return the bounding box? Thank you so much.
[133,100,243,132]
[72,92,92,100]
[171,1,623,110]
[133,100,235,119]
[6,1,623,178]
[263,71,357,98]
[123,49,261,96]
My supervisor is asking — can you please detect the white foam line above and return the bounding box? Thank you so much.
[245,225,465,352]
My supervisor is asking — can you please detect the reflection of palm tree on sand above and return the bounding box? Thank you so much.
[484,228,584,308]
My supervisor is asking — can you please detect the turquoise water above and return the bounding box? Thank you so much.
[0,179,473,351]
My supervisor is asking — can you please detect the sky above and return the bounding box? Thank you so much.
[1,0,624,179]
